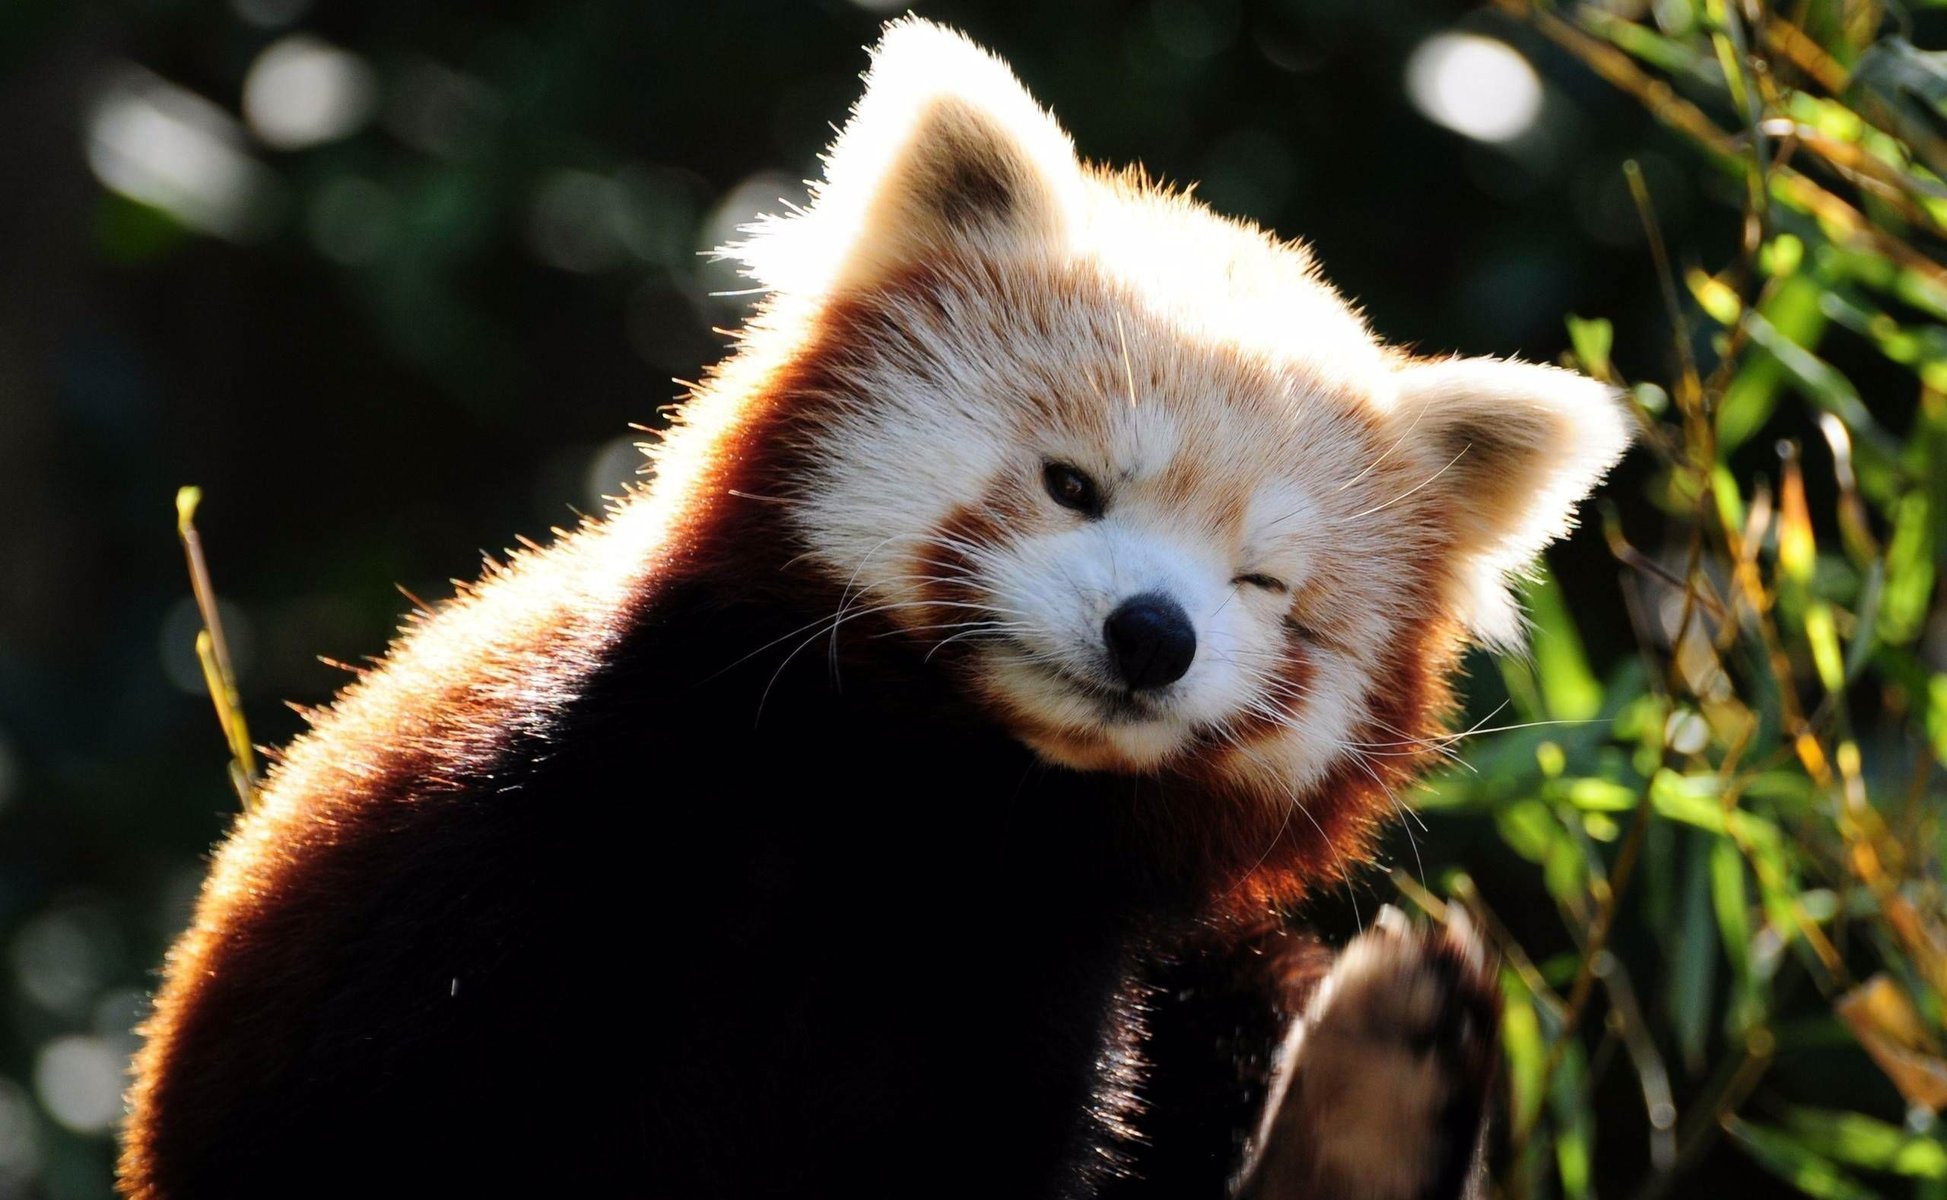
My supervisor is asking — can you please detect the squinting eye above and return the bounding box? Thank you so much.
[1043,462,1103,517]
[1233,573,1288,592]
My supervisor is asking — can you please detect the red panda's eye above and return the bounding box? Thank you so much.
[1233,573,1287,593]
[1043,463,1103,517]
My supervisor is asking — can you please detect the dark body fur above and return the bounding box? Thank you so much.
[130,570,1320,1197]
[125,297,1355,1195]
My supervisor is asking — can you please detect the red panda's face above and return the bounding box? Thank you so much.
[784,266,1439,794]
[720,21,1629,803]
[962,368,1398,782]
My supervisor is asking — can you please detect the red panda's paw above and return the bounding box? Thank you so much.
[1235,907,1500,1200]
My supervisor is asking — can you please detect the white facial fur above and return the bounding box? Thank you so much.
[729,20,1631,788]
[780,275,1431,784]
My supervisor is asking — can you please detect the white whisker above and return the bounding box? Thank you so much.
[1338,394,1430,493]
[1345,444,1469,520]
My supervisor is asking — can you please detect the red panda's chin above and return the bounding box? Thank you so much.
[975,657,1198,773]
[1019,721,1184,774]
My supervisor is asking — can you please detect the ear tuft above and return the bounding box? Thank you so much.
[1388,357,1632,646]
[727,19,1083,296]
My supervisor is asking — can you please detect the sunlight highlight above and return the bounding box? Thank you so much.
[86,67,279,240]
[242,35,378,150]
[1404,33,1543,145]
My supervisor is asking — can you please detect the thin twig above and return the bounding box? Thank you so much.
[176,487,260,810]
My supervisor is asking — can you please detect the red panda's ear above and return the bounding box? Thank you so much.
[1387,357,1633,646]
[730,19,1084,296]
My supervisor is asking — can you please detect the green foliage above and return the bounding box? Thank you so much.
[1424,2,1947,1195]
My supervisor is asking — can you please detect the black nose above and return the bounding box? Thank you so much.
[1103,593,1197,691]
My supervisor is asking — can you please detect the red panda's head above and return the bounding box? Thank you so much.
[710,22,1628,837]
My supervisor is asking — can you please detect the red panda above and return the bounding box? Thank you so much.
[121,20,1628,1200]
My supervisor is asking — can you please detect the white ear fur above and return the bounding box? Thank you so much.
[730,19,1084,296]
[1389,357,1632,646]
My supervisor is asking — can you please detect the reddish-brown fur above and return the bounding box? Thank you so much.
[121,256,1461,1199]
[123,21,1621,1199]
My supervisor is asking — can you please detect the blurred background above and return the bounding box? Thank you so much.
[5,0,1945,1196]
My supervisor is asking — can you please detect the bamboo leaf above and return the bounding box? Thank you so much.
[1785,1107,1947,1178]
[1727,1118,1882,1200]
[1672,831,1717,1070]
[1504,975,1547,1137]
[1523,570,1605,721]
[1549,1035,1595,1198]
[1711,837,1759,1035]
[1744,311,1899,457]
[1566,314,1615,379]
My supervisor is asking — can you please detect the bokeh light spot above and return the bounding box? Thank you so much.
[11,907,115,1018]
[33,1037,123,1136]
[242,35,378,151]
[1404,33,1543,144]
[86,67,280,241]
